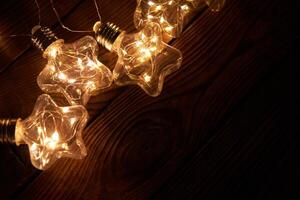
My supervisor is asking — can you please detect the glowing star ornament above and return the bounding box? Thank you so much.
[0,94,88,170]
[31,26,113,106]
[134,0,225,38]
[94,21,182,97]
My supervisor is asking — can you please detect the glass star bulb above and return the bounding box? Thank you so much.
[32,26,113,105]
[14,94,88,170]
[94,21,182,96]
[134,0,225,38]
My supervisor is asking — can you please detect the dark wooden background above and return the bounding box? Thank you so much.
[0,0,299,199]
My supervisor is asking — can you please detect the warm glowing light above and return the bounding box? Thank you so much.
[181,4,189,11]
[136,40,143,47]
[77,58,83,66]
[110,22,182,96]
[160,16,165,23]
[57,72,67,80]
[168,0,174,5]
[38,36,113,106]
[93,21,182,96]
[37,126,43,134]
[31,143,38,151]
[165,26,174,32]
[141,33,147,40]
[86,81,96,91]
[49,48,58,58]
[49,65,56,72]
[46,136,58,149]
[135,0,225,38]
[45,131,59,150]
[62,107,70,113]
[140,48,152,57]
[52,131,59,141]
[143,73,151,82]
[155,5,162,11]
[42,158,49,167]
[87,59,97,69]
[125,65,130,70]
[135,0,221,38]
[14,94,88,170]
[68,78,76,84]
[150,46,157,52]
[151,36,158,42]
[147,14,154,20]
[70,118,76,125]
[138,57,146,63]
[148,1,155,6]
[62,143,69,150]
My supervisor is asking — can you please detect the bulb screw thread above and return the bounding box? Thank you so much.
[93,21,123,51]
[0,119,17,144]
[31,25,58,52]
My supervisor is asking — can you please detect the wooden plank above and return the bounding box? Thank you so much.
[12,0,299,199]
[152,50,300,199]
[0,145,37,200]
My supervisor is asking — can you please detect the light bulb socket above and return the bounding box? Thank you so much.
[31,25,58,52]
[0,118,18,144]
[93,21,123,51]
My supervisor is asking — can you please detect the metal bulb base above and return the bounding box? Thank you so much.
[31,25,58,52]
[0,119,18,144]
[93,21,123,51]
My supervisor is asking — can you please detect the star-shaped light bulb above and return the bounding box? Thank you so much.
[13,94,88,170]
[134,0,225,39]
[94,21,182,96]
[31,26,113,105]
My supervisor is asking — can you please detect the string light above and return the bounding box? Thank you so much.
[0,94,88,170]
[0,0,226,171]
[50,0,184,96]
[134,0,225,39]
[0,0,228,174]
[31,26,113,105]
[94,21,182,97]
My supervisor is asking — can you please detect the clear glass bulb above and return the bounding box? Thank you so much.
[94,21,182,96]
[134,0,225,38]
[32,26,113,106]
[14,94,88,170]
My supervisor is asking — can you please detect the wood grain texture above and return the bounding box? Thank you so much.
[153,46,300,200]
[0,0,299,199]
